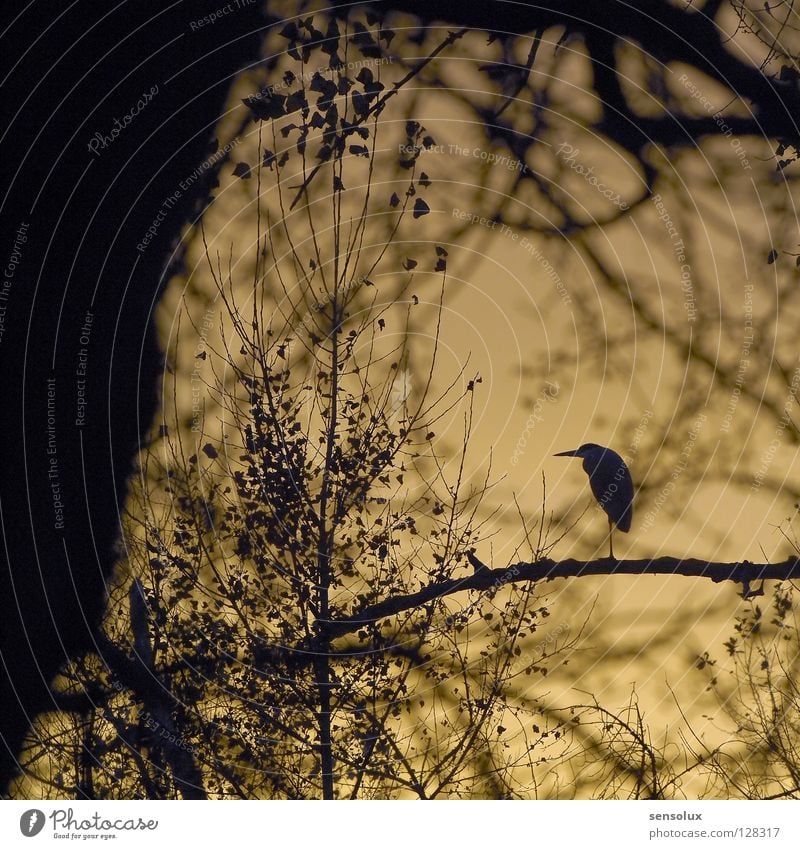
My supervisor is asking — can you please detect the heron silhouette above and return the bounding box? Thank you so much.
[554,443,633,559]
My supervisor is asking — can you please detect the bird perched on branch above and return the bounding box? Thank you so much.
[554,443,633,559]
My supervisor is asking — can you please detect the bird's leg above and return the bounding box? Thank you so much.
[608,518,614,560]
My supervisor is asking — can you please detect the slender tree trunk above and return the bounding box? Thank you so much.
[315,298,342,800]
[314,651,335,800]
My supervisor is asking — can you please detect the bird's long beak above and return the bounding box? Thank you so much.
[554,449,580,457]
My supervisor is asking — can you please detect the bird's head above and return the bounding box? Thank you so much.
[554,443,606,460]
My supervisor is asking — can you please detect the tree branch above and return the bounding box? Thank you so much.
[374,0,800,147]
[95,635,207,800]
[319,552,800,640]
[287,26,468,210]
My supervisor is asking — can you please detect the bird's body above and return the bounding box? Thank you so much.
[554,443,633,558]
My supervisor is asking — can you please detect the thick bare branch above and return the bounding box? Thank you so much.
[320,553,800,640]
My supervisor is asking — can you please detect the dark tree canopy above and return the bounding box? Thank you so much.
[373,0,800,152]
